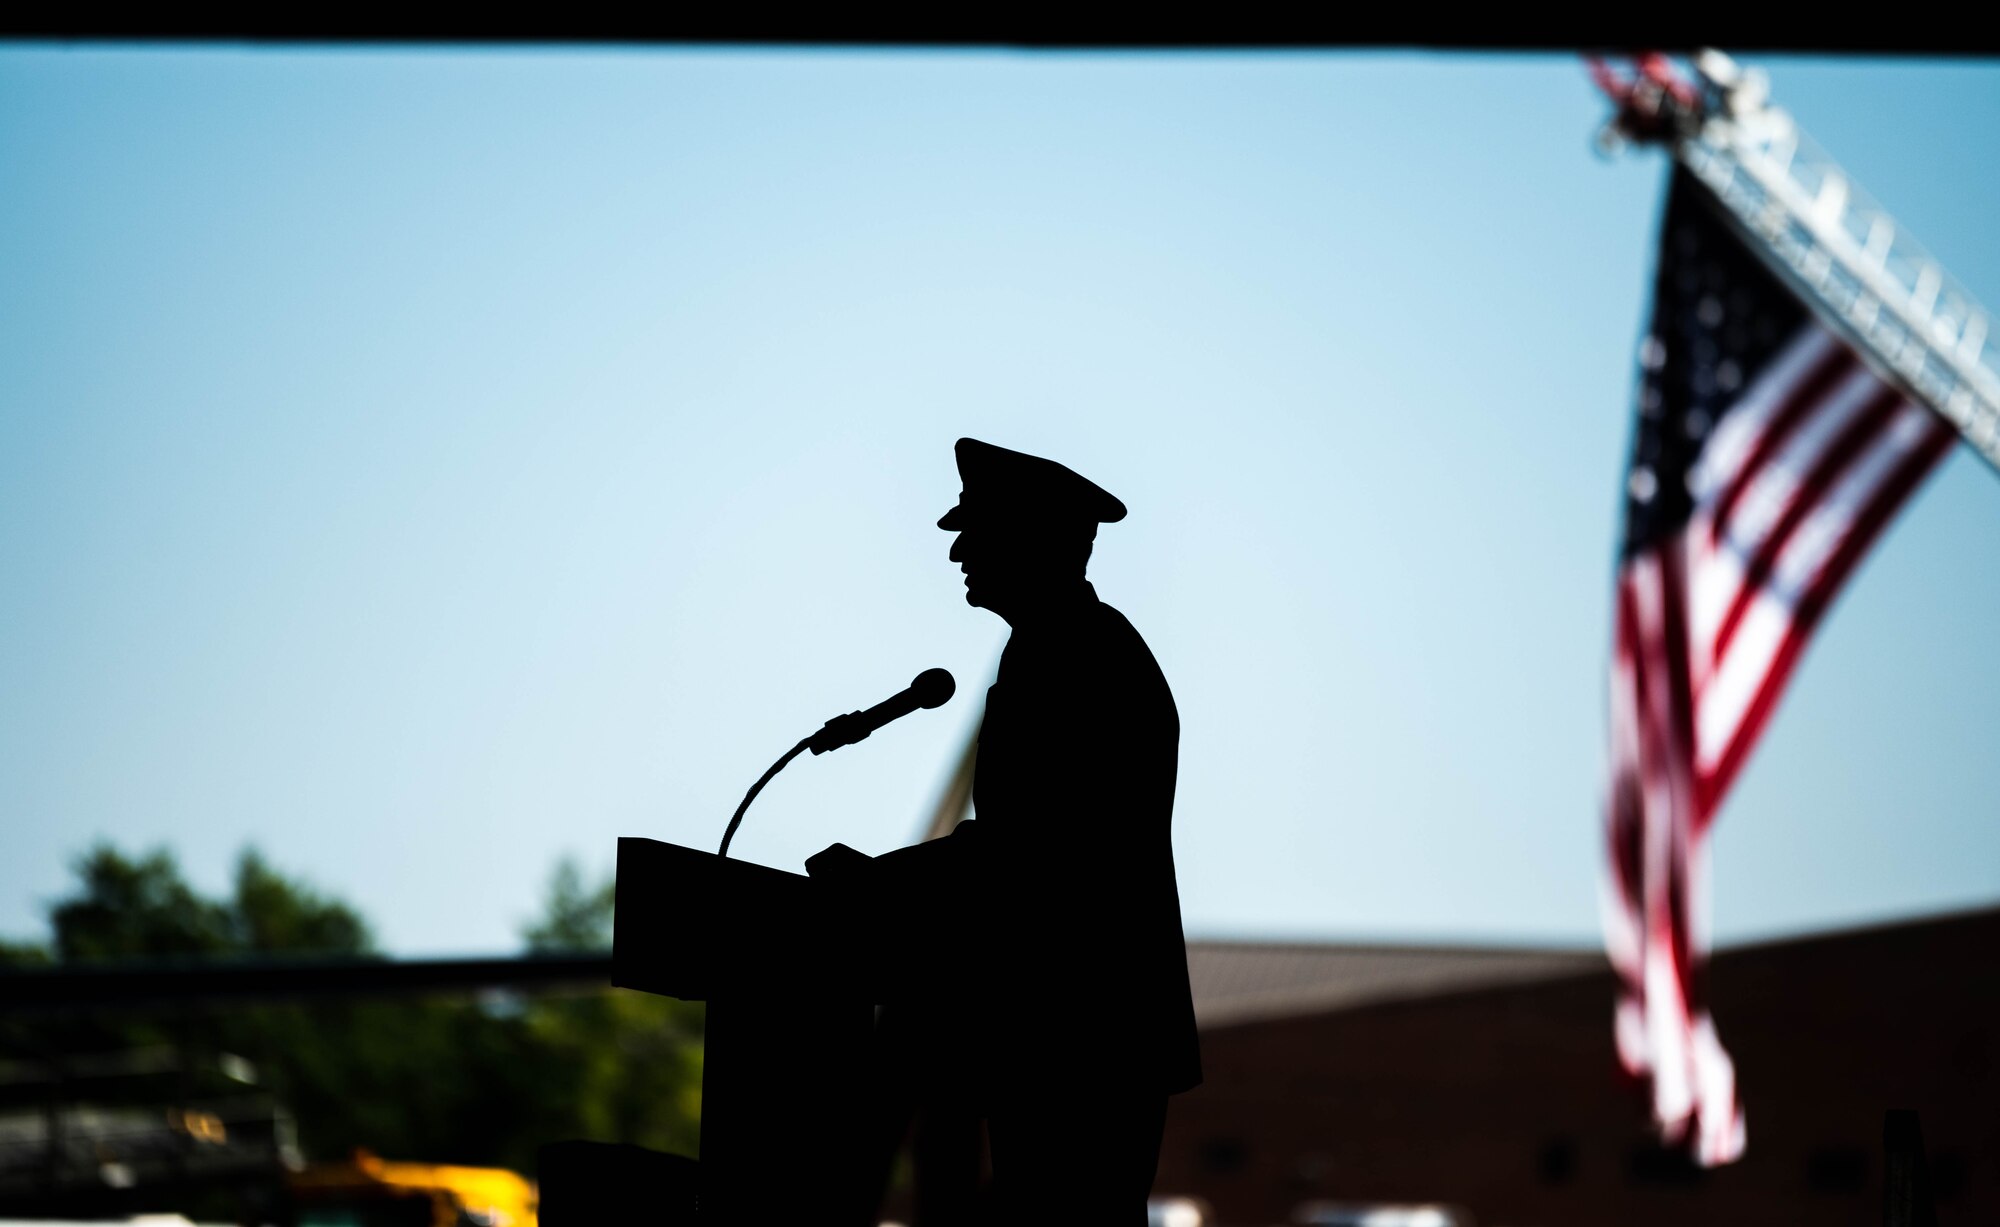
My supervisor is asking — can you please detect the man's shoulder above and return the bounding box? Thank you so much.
[996,602,1178,734]
[1005,596,1169,687]
[1088,600,1159,661]
[1083,602,1175,703]
[1090,599,1144,637]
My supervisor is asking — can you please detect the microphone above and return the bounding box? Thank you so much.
[717,667,957,858]
[808,668,956,755]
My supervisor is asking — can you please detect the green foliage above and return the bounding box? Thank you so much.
[0,844,702,1171]
[19,842,375,966]
[231,848,373,956]
[50,844,236,963]
[522,855,616,953]
[0,936,50,968]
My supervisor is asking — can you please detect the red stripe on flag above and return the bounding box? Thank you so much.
[1708,385,1904,664]
[1609,578,1648,913]
[1698,416,1956,808]
[1707,345,1857,547]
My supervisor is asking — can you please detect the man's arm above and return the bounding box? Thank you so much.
[806,819,983,906]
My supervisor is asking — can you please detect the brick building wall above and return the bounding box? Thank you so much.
[1154,909,1999,1226]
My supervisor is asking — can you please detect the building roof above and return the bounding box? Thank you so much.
[1186,905,2000,1029]
[1186,939,1603,1029]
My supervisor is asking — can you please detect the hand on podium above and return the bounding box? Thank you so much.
[806,841,876,882]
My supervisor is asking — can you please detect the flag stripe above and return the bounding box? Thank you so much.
[1709,383,1903,663]
[1713,365,1889,577]
[1690,329,1844,504]
[1693,399,1941,779]
[1699,418,1954,805]
[1771,403,1940,603]
[1705,342,1857,544]
[1686,347,1880,683]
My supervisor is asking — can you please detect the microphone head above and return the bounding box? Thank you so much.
[909,668,956,709]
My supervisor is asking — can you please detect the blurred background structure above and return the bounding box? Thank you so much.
[0,847,697,1222]
[2,43,1997,1227]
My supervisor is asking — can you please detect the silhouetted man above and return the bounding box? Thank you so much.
[818,438,1200,1224]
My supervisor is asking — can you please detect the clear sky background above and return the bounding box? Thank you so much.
[2,47,1996,957]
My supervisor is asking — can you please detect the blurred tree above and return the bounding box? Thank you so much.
[516,857,704,1161]
[230,849,373,955]
[0,937,49,968]
[0,844,703,1171]
[49,844,235,962]
[522,855,615,952]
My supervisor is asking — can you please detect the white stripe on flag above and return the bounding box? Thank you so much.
[1693,396,1928,774]
[1717,364,1885,564]
[1695,583,1789,774]
[1691,1014,1746,1164]
[1688,327,1843,502]
[1768,401,1933,603]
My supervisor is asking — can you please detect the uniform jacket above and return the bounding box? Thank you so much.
[873,583,1201,1101]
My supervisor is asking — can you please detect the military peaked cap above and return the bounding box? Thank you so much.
[936,438,1127,531]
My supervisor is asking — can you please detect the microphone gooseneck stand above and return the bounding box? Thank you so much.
[717,736,813,859]
[715,668,955,859]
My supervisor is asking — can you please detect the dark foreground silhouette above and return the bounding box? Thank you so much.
[574,438,1200,1225]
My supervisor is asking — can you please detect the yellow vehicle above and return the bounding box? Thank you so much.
[289,1150,536,1227]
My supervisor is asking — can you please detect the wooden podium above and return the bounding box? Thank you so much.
[612,837,884,1226]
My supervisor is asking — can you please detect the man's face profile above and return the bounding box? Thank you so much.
[947,518,1087,616]
[949,523,1003,610]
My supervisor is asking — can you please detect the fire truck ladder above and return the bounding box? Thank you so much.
[1590,49,2000,478]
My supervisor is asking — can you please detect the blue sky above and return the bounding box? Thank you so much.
[2,47,1996,956]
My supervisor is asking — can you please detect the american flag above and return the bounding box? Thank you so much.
[1602,166,1958,1165]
